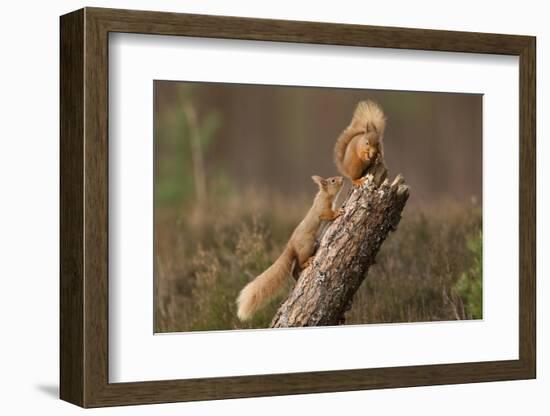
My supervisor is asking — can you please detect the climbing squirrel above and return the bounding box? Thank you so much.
[236,175,344,321]
[334,100,387,186]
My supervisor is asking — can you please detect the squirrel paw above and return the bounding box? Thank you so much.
[352,177,367,187]
[332,208,344,220]
[301,257,314,269]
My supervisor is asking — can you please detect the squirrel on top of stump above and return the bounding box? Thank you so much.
[236,99,387,322]
[334,99,387,186]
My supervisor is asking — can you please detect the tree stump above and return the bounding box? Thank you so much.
[270,170,409,328]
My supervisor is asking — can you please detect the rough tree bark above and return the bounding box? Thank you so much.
[270,168,409,328]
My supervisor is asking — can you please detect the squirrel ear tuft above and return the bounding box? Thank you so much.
[312,175,327,188]
[311,175,322,184]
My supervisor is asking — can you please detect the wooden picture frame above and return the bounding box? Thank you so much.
[60,7,536,408]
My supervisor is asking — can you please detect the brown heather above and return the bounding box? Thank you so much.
[155,189,482,333]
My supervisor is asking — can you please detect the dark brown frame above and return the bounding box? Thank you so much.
[60,7,536,408]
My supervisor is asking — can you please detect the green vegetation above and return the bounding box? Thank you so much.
[453,231,482,319]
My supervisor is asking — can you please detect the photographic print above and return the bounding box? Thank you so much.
[154,81,482,333]
[60,9,535,406]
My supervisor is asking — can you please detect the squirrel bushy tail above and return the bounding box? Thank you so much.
[334,100,387,173]
[237,245,295,321]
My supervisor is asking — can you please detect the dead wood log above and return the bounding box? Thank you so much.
[270,169,409,328]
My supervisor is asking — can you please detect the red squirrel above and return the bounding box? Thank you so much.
[236,175,343,321]
[334,100,387,185]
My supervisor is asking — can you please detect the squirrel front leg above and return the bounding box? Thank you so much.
[319,208,344,221]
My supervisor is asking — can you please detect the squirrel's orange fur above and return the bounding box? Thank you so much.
[236,175,344,321]
[334,100,386,185]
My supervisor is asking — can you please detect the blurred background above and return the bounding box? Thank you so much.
[154,81,482,333]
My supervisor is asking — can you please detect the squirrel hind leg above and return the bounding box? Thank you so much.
[292,256,315,281]
[300,256,314,270]
[291,265,301,281]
